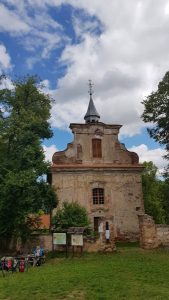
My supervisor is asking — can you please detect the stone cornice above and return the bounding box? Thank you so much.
[50,163,144,173]
[70,122,122,130]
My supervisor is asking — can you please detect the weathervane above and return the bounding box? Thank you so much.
[88,80,94,96]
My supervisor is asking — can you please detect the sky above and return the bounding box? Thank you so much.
[0,0,168,174]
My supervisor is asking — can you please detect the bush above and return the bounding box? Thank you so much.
[52,202,90,230]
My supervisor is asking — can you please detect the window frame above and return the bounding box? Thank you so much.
[93,188,104,205]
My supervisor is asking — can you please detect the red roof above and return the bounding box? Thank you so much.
[39,214,50,229]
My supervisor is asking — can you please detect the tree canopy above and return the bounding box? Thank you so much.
[142,161,166,224]
[52,202,90,230]
[142,71,169,170]
[0,76,57,241]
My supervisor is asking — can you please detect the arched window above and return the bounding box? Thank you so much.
[92,139,102,158]
[93,188,104,204]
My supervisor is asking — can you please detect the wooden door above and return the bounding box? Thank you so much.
[94,217,100,232]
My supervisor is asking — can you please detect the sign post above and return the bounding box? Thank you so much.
[67,227,85,257]
[53,232,67,257]
[71,234,84,257]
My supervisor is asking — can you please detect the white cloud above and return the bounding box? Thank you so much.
[0,4,30,33]
[0,1,66,66]
[0,44,12,71]
[1,0,169,139]
[41,79,50,90]
[46,0,169,136]
[128,144,167,174]
[43,144,58,162]
[0,76,13,90]
[51,100,87,129]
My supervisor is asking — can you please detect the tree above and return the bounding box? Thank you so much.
[142,71,169,170]
[0,76,57,242]
[159,178,169,224]
[52,202,90,230]
[142,161,166,223]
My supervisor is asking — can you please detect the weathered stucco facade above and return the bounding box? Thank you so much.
[50,94,144,241]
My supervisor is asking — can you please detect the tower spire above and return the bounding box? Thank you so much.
[84,80,100,123]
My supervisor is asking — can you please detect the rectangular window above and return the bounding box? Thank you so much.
[92,139,102,158]
[93,188,104,205]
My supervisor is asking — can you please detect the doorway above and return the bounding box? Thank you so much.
[94,217,100,232]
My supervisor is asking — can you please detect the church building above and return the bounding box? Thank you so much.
[51,84,144,240]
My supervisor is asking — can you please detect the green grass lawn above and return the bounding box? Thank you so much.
[1,246,169,300]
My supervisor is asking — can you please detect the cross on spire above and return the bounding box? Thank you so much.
[88,79,94,96]
[84,80,100,123]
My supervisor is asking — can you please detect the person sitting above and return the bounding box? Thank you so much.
[33,245,44,267]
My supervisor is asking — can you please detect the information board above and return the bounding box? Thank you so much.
[53,233,66,245]
[71,234,83,246]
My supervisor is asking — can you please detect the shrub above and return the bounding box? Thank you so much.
[52,202,90,230]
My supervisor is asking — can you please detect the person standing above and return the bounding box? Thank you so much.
[33,245,44,267]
